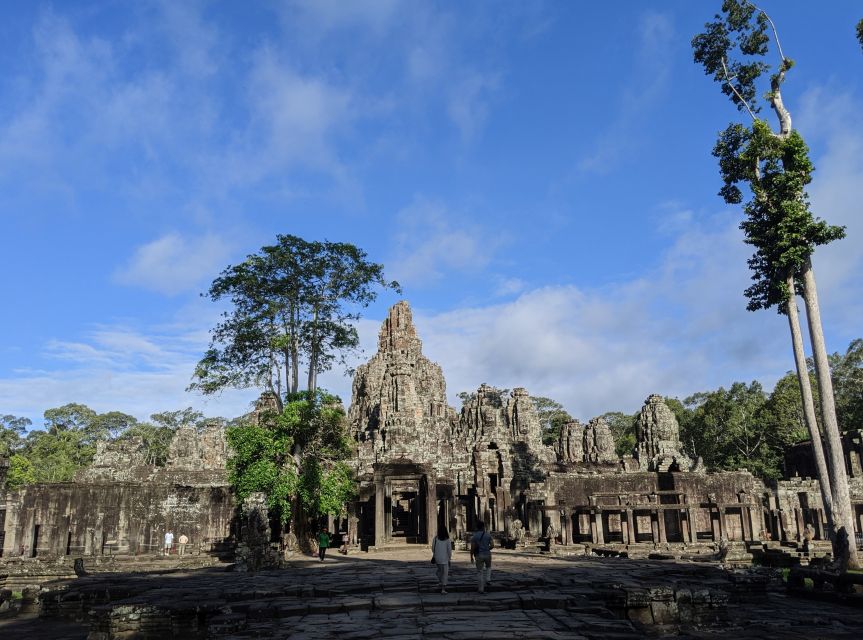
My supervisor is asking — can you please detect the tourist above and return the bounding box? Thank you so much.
[178,533,189,556]
[431,524,453,594]
[470,521,493,594]
[163,530,174,556]
[317,527,330,562]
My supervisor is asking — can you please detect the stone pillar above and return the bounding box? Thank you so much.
[562,509,571,545]
[740,506,752,541]
[374,482,385,547]
[426,479,437,544]
[593,509,605,544]
[657,508,667,544]
[624,508,634,545]
[793,508,804,541]
[717,507,727,541]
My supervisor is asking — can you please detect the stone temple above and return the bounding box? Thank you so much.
[1,300,863,564]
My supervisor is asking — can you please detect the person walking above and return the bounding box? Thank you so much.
[431,525,453,594]
[470,521,493,594]
[317,527,331,562]
[178,533,189,556]
[163,530,174,556]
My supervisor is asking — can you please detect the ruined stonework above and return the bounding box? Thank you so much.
[350,300,463,478]
[1,427,235,558]
[78,437,149,482]
[345,301,813,552]
[234,492,278,572]
[556,421,585,464]
[167,424,229,471]
[583,417,617,465]
[636,394,692,472]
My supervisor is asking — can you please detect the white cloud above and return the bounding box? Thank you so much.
[0,320,258,425]
[114,232,232,295]
[381,208,792,420]
[388,199,504,287]
[795,89,863,334]
[447,71,501,141]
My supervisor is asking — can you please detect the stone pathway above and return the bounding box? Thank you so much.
[3,548,863,638]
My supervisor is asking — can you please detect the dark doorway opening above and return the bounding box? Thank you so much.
[31,524,40,557]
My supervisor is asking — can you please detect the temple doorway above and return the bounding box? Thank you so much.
[391,490,420,542]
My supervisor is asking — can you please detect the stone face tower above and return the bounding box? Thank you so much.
[636,394,692,472]
[349,301,461,476]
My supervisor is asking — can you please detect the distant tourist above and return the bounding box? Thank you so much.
[318,527,331,562]
[470,521,493,594]
[178,533,189,556]
[163,531,174,556]
[431,525,453,594]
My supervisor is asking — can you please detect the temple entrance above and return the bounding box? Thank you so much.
[391,490,420,542]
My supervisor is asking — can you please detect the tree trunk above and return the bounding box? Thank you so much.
[785,271,834,535]
[290,302,299,395]
[307,305,318,393]
[800,259,859,568]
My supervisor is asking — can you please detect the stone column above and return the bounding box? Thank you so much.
[593,508,605,544]
[656,508,667,544]
[624,508,634,545]
[426,478,438,544]
[717,507,727,541]
[374,481,385,547]
[686,508,697,543]
[740,506,752,541]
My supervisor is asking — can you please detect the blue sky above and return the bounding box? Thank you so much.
[1,1,862,428]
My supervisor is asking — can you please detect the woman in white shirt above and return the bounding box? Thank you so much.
[431,525,453,594]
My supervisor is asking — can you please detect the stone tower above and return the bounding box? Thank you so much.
[636,394,692,471]
[349,301,462,476]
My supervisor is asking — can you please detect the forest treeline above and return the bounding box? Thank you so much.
[4,338,860,489]
[0,404,242,488]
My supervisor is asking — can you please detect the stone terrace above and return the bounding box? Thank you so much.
[3,549,863,639]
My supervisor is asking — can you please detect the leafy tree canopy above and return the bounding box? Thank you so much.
[531,396,573,446]
[0,414,31,456]
[191,235,399,404]
[226,389,354,527]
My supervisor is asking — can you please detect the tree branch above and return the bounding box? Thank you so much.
[754,5,786,62]
[721,58,757,122]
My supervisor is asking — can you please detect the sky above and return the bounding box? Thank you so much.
[1,1,862,429]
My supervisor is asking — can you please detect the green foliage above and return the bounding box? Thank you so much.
[191,234,399,399]
[713,121,846,313]
[6,454,36,489]
[531,396,573,445]
[150,408,206,430]
[0,414,30,456]
[828,339,863,432]
[116,422,175,466]
[857,19,863,52]
[226,389,353,525]
[600,411,638,457]
[676,380,809,479]
[694,4,845,315]
[692,0,769,114]
[759,372,817,445]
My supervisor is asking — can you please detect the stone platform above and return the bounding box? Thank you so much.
[2,548,863,639]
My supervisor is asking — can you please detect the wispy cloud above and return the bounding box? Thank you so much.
[579,11,675,173]
[114,232,232,295]
[0,318,257,425]
[388,198,505,287]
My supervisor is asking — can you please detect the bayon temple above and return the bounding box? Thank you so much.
[2,300,863,564]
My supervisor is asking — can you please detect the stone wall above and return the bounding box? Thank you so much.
[1,428,236,558]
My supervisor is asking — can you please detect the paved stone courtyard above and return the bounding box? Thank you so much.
[2,548,863,639]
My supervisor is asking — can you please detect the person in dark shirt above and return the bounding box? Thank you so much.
[469,521,493,593]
